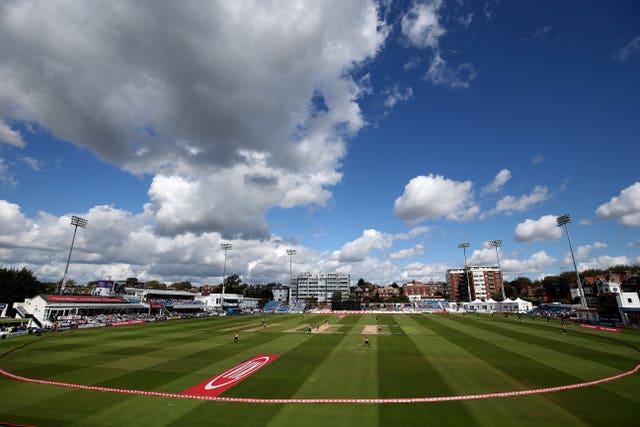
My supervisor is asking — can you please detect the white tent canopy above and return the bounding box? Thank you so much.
[498,297,532,313]
[513,297,533,313]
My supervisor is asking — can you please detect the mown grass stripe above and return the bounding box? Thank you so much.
[381,314,500,426]
[4,379,135,426]
[295,322,379,398]
[408,314,622,423]
[375,315,473,425]
[427,315,640,425]
[402,315,526,393]
[444,316,639,380]
[428,316,598,387]
[172,401,286,427]
[267,319,380,426]
[457,315,639,370]
[2,314,639,426]
[223,334,344,398]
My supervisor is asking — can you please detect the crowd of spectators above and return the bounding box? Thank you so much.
[0,324,27,333]
[527,304,575,319]
[50,312,163,329]
[49,309,214,329]
[146,298,202,305]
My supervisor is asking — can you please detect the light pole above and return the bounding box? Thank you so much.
[286,249,297,305]
[220,243,232,311]
[457,243,473,303]
[60,215,87,295]
[488,239,506,301]
[556,214,587,309]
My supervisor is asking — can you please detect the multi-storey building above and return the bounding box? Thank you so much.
[377,285,400,300]
[292,273,350,303]
[446,266,503,302]
[402,280,445,300]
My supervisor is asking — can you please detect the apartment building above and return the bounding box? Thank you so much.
[446,266,503,302]
[292,272,351,303]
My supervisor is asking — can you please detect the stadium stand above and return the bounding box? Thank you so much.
[527,304,575,319]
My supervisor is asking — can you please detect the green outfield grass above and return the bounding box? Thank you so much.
[1,313,639,426]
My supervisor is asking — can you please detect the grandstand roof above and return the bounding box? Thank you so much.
[38,295,143,309]
[43,295,129,304]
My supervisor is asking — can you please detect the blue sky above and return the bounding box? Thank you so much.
[0,0,639,287]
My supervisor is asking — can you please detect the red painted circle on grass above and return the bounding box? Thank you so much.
[180,355,278,397]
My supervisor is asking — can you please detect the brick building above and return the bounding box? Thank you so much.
[446,266,503,302]
[402,280,445,299]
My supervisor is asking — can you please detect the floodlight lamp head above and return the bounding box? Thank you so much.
[70,215,88,228]
[286,249,297,256]
[220,243,233,250]
[556,214,571,226]
[457,243,470,249]
[489,239,502,247]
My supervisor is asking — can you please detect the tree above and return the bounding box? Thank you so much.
[257,287,274,308]
[39,281,59,294]
[507,276,533,298]
[331,291,343,304]
[58,279,75,289]
[609,265,640,275]
[170,281,193,291]
[223,274,245,295]
[0,267,43,316]
[145,281,167,290]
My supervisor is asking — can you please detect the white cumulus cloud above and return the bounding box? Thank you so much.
[399,261,450,282]
[393,174,479,223]
[515,215,563,242]
[394,225,431,240]
[0,0,388,238]
[503,251,556,276]
[595,182,640,227]
[0,120,24,147]
[482,169,511,194]
[390,244,424,259]
[576,255,633,272]
[469,247,555,279]
[490,185,550,215]
[339,229,393,262]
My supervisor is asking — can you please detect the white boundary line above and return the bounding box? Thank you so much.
[1,363,638,404]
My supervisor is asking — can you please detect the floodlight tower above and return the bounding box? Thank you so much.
[60,215,88,295]
[220,243,233,310]
[488,239,506,301]
[286,249,297,303]
[457,243,473,302]
[556,214,587,309]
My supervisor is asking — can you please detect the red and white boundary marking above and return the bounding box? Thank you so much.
[1,363,638,404]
